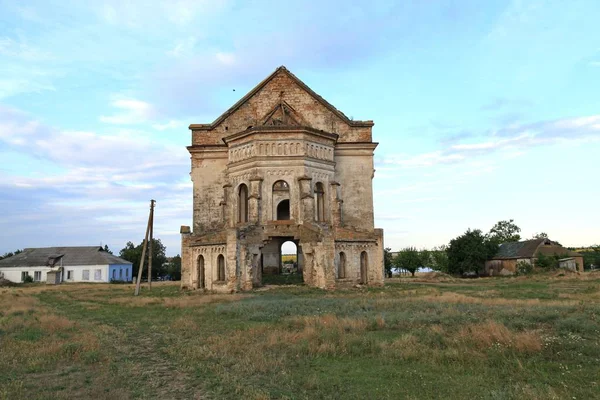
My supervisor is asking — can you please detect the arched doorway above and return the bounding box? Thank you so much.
[277,200,290,220]
[197,255,205,289]
[360,251,368,284]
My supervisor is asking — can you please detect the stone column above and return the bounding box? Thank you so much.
[297,175,313,224]
[222,184,232,227]
[249,176,262,223]
[329,181,342,227]
[180,226,192,289]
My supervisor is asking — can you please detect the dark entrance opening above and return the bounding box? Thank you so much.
[276,200,290,220]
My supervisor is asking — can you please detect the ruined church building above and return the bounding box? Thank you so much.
[180,66,384,291]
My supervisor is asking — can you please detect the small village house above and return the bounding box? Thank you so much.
[0,246,133,284]
[485,238,584,275]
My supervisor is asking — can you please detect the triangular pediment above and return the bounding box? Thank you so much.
[190,66,373,132]
[261,101,304,126]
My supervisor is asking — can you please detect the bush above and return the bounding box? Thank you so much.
[23,275,34,283]
[515,261,533,275]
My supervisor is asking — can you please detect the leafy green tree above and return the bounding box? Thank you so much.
[119,239,168,280]
[165,255,182,280]
[383,247,394,278]
[394,247,423,277]
[581,245,600,270]
[447,229,498,276]
[0,249,22,261]
[430,245,449,273]
[103,244,113,254]
[532,232,548,239]
[488,219,521,244]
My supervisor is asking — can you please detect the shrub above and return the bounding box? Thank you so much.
[515,261,533,276]
[23,275,34,283]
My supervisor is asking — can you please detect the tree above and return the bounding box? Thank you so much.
[0,249,22,261]
[488,219,521,244]
[532,232,548,239]
[394,247,422,277]
[165,255,182,280]
[430,245,449,273]
[383,247,394,278]
[447,229,498,276]
[103,244,113,254]
[119,239,168,280]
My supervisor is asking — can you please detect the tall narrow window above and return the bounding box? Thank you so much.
[315,182,325,222]
[238,184,249,223]
[197,255,205,289]
[360,251,368,284]
[338,252,346,279]
[217,254,225,281]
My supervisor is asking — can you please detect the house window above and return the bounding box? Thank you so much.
[112,270,116,280]
[238,184,249,223]
[338,252,346,279]
[94,269,102,281]
[34,271,42,282]
[21,271,29,282]
[67,270,74,280]
[217,254,225,281]
[119,269,123,279]
[82,270,90,280]
[315,182,325,222]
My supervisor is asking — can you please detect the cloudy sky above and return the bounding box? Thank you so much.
[1,0,598,256]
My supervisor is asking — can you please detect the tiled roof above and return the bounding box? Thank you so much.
[493,239,582,259]
[0,246,132,268]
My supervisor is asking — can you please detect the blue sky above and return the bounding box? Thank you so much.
[0,0,598,256]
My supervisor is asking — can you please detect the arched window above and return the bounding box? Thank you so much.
[338,252,346,279]
[197,255,205,289]
[273,180,290,221]
[315,182,325,222]
[360,251,368,284]
[217,254,225,281]
[238,184,248,223]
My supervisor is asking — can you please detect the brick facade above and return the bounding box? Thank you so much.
[181,66,384,291]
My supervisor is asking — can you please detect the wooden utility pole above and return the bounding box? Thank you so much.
[148,202,154,290]
[134,200,155,296]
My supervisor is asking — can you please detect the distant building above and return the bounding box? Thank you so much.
[0,246,133,284]
[485,238,584,275]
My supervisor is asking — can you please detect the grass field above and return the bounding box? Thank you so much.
[1,273,600,399]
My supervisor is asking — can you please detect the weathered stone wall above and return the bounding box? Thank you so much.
[182,67,384,292]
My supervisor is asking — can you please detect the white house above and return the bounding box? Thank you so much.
[0,246,133,284]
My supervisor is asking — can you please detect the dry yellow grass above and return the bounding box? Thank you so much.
[456,321,542,353]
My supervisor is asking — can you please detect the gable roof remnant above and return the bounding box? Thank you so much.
[493,239,582,259]
[0,246,133,268]
[189,66,374,131]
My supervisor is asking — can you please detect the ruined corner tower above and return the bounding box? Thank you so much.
[180,66,384,291]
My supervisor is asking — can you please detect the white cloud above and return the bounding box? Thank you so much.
[215,52,236,66]
[152,120,186,131]
[0,105,192,255]
[167,37,198,57]
[100,97,155,125]
[381,115,600,168]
